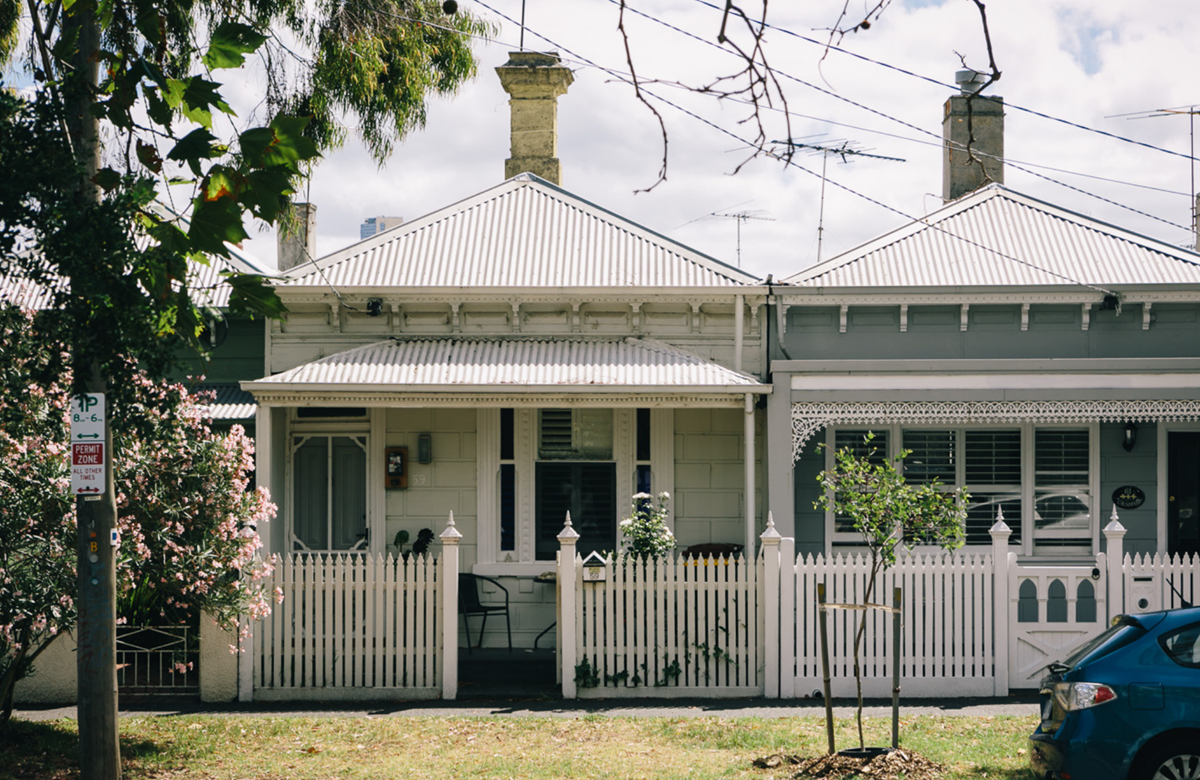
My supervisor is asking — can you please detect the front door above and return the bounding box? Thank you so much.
[1167,432,1200,557]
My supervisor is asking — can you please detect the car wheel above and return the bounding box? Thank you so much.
[1140,745,1200,780]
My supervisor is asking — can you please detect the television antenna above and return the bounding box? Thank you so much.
[1109,104,1199,246]
[679,202,774,267]
[774,139,904,263]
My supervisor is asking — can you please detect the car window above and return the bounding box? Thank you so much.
[1159,622,1200,669]
[1060,622,1145,669]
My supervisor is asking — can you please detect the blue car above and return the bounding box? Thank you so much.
[1029,606,1200,780]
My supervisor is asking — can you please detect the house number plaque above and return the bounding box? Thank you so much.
[1112,485,1145,510]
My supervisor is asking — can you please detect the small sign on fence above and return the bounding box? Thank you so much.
[581,551,607,582]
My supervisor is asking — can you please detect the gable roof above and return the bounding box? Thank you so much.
[283,174,758,289]
[784,185,1200,289]
[242,336,767,394]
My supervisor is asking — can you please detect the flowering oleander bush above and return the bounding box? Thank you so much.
[618,492,675,560]
[0,306,276,726]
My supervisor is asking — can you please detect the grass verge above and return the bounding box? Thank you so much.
[1,714,1039,779]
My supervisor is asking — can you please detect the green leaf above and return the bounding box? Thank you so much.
[262,116,319,168]
[167,128,220,177]
[188,197,248,255]
[93,168,121,192]
[202,22,267,70]
[136,139,162,173]
[239,168,294,223]
[164,77,234,129]
[223,272,286,319]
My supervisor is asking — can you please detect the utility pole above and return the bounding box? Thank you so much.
[773,139,903,264]
[64,0,121,776]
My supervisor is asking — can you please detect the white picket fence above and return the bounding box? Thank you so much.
[565,552,763,698]
[785,548,997,698]
[237,513,1199,702]
[245,519,463,701]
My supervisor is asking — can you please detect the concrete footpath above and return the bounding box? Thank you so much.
[15,694,1040,722]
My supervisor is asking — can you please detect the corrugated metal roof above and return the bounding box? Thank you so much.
[785,185,1200,288]
[244,336,765,391]
[283,174,758,289]
[1,212,272,311]
[194,383,257,420]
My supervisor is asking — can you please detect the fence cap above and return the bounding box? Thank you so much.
[760,512,782,544]
[989,520,1012,540]
[1103,516,1127,538]
[557,511,581,543]
[440,511,463,542]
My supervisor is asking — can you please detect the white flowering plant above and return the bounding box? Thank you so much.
[619,492,675,559]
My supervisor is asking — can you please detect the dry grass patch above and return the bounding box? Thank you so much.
[1,713,1038,779]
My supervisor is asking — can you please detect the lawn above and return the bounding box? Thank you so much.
[1,714,1039,779]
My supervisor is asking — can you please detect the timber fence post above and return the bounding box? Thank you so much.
[440,512,462,700]
[779,533,796,699]
[558,512,580,699]
[761,513,782,699]
[990,507,1013,696]
[1104,508,1127,619]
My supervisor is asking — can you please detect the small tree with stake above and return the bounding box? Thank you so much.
[815,433,968,752]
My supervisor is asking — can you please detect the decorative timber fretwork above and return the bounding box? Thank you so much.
[252,393,756,409]
[790,399,1200,462]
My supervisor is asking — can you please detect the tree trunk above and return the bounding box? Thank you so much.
[852,558,883,751]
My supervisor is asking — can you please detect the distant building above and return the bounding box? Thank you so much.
[360,215,404,240]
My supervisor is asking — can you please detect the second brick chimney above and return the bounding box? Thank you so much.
[943,69,1004,202]
[496,52,574,185]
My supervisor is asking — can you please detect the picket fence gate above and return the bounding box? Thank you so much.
[564,550,763,698]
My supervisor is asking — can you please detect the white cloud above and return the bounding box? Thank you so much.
[234,0,1200,280]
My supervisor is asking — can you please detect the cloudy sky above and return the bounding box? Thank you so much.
[228,0,1200,282]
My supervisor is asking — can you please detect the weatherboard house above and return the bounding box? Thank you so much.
[12,56,1200,703]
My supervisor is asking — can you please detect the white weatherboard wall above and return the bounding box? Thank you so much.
[672,409,763,550]
[385,408,477,567]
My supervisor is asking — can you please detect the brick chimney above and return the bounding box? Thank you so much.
[496,52,574,185]
[943,70,1004,202]
[277,202,316,272]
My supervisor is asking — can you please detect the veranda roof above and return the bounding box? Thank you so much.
[242,336,768,402]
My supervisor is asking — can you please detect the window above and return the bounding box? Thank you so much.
[830,429,889,535]
[1159,622,1200,669]
[635,408,652,496]
[291,435,368,551]
[536,462,616,559]
[963,430,1023,546]
[825,424,1095,551]
[535,409,616,560]
[538,409,613,460]
[1033,429,1091,550]
[500,409,515,552]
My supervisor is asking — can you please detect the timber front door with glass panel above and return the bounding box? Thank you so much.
[291,434,368,551]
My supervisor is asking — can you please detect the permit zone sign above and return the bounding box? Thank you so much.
[71,393,106,495]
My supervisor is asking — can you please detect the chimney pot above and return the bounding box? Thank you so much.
[496,52,573,185]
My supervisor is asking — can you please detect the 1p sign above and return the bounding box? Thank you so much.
[72,442,105,495]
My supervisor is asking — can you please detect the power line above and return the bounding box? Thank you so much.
[476,1,1118,295]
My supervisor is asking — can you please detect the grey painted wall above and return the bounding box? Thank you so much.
[780,303,1200,361]
[792,436,825,556]
[1099,422,1158,557]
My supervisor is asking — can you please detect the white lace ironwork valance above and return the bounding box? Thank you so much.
[791,399,1200,462]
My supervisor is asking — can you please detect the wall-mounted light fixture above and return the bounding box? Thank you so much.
[417,433,432,464]
[366,298,384,317]
[1123,421,1138,452]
